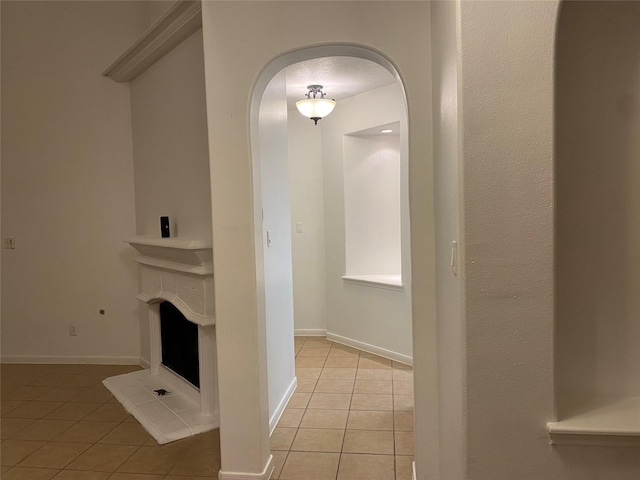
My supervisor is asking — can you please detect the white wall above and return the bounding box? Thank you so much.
[344,133,401,276]
[430,1,464,479]
[128,29,212,364]
[201,2,435,476]
[257,71,296,432]
[0,1,161,363]
[288,110,327,335]
[321,84,413,362]
[459,2,556,477]
[130,30,212,241]
[459,1,640,478]
[556,1,640,403]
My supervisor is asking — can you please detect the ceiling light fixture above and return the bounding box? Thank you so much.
[296,85,336,125]
[380,129,393,133]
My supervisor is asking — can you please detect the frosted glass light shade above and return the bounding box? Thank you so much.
[296,98,336,120]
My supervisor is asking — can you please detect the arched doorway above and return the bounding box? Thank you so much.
[250,46,415,476]
[200,3,435,477]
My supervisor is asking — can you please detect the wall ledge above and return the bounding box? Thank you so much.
[342,274,403,290]
[547,395,640,447]
[102,0,201,82]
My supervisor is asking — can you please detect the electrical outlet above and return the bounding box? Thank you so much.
[69,325,78,336]
[4,236,15,249]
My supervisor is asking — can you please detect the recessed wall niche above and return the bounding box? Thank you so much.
[343,122,401,284]
[549,0,640,446]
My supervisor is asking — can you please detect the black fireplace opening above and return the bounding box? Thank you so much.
[160,301,200,388]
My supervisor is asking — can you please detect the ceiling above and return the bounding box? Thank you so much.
[284,56,396,109]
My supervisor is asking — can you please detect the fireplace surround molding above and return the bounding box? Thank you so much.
[126,235,215,326]
[103,235,218,444]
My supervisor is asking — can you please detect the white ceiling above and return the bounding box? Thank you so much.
[284,56,396,109]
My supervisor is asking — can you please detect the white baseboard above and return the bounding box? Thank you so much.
[325,332,413,366]
[218,454,274,480]
[1,355,143,365]
[139,357,151,369]
[269,376,297,435]
[294,329,327,337]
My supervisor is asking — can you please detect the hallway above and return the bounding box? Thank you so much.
[271,336,414,479]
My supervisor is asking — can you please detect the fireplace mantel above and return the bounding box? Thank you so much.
[125,236,214,326]
[107,235,219,444]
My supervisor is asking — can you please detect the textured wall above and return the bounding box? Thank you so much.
[201,2,434,476]
[288,110,327,334]
[460,1,640,478]
[130,30,212,242]
[430,1,464,478]
[322,84,412,361]
[1,1,162,363]
[258,71,296,431]
[556,0,640,402]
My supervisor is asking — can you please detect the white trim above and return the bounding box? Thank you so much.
[294,329,327,337]
[0,355,142,365]
[547,432,640,448]
[102,1,202,82]
[198,324,218,415]
[546,395,640,448]
[218,454,274,480]
[149,303,161,375]
[124,235,212,250]
[127,239,216,327]
[413,460,417,480]
[269,377,297,435]
[342,274,404,290]
[134,256,213,276]
[139,357,151,369]
[326,332,413,366]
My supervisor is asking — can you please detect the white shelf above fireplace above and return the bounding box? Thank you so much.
[125,235,215,326]
[125,235,213,276]
[125,235,212,250]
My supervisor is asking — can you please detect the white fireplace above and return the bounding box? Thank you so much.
[103,235,218,444]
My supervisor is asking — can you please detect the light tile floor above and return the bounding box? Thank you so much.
[1,337,414,480]
[272,336,414,480]
[1,364,220,480]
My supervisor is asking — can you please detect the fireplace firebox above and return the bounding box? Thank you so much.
[160,301,200,388]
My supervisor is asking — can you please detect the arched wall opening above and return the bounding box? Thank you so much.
[200,3,435,477]
[551,0,640,445]
[249,44,413,432]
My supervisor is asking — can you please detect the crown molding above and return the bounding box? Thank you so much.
[102,1,202,82]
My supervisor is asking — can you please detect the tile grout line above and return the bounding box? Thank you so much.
[336,344,360,480]
[1,366,150,477]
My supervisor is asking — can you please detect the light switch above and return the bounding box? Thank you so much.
[295,222,304,234]
[4,236,15,249]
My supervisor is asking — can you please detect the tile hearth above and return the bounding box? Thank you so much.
[103,368,217,445]
[119,236,219,444]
